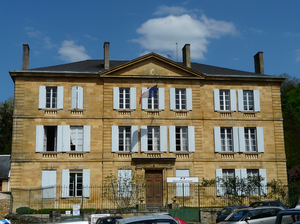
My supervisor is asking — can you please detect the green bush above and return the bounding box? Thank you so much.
[16,207,36,214]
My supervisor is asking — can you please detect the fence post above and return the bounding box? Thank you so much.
[182,183,184,207]
[166,183,168,207]
[198,184,200,208]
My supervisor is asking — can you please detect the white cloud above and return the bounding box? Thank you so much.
[24,27,55,49]
[154,6,191,16]
[132,14,238,60]
[58,40,91,62]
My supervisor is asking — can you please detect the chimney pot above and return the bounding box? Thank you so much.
[22,44,30,70]
[103,42,110,69]
[182,44,191,68]
[254,51,264,74]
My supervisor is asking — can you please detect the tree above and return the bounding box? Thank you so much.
[0,97,13,154]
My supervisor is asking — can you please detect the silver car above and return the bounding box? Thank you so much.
[218,206,292,224]
[116,215,177,224]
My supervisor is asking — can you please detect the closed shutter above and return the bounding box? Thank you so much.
[83,126,91,152]
[259,169,267,195]
[83,169,90,197]
[113,87,119,110]
[57,126,63,152]
[239,127,245,152]
[36,125,44,152]
[61,169,69,198]
[186,88,192,110]
[233,127,239,152]
[57,86,64,109]
[254,90,260,112]
[230,89,236,111]
[160,126,167,152]
[130,87,136,110]
[42,170,57,198]
[214,89,220,111]
[188,126,195,152]
[169,126,176,152]
[71,86,77,109]
[141,87,148,110]
[131,126,138,152]
[39,86,46,109]
[170,88,175,110]
[78,86,84,109]
[238,90,244,111]
[257,127,264,152]
[111,126,119,152]
[214,127,221,152]
[140,126,147,152]
[216,169,223,196]
[158,88,165,110]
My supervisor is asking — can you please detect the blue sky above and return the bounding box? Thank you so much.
[1,0,300,103]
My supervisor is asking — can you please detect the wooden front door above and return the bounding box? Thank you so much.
[145,170,163,206]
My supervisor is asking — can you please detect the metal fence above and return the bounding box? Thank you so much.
[10,183,300,213]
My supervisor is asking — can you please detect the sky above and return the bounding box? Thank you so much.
[1,0,300,103]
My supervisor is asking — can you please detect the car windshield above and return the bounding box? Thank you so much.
[225,210,249,221]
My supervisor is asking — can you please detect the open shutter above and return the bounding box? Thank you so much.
[131,126,138,152]
[141,87,148,110]
[259,169,267,195]
[78,86,83,109]
[42,170,57,198]
[214,127,221,152]
[238,90,244,111]
[233,127,239,152]
[239,127,245,152]
[160,126,167,152]
[170,88,175,110]
[216,169,223,196]
[257,127,264,152]
[158,88,165,110]
[169,126,176,152]
[188,126,195,152]
[140,126,147,152]
[214,89,220,111]
[130,87,136,110]
[36,125,44,152]
[113,87,119,110]
[63,125,70,152]
[254,90,260,112]
[57,86,64,109]
[39,86,46,109]
[186,88,193,110]
[61,169,69,198]
[83,169,90,197]
[230,89,236,111]
[111,126,119,152]
[71,86,77,109]
[83,126,91,152]
[57,126,63,152]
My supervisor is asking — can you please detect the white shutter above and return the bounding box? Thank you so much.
[169,126,176,152]
[239,127,245,152]
[158,88,165,110]
[257,127,264,152]
[83,169,90,197]
[61,169,69,198]
[83,126,91,152]
[254,90,260,112]
[71,86,77,109]
[188,126,195,152]
[130,87,136,110]
[186,88,192,110]
[113,87,119,110]
[63,125,70,152]
[160,126,167,152]
[170,88,175,110]
[131,126,138,152]
[39,86,46,109]
[78,86,84,109]
[42,170,57,198]
[141,87,148,110]
[238,90,244,111]
[214,89,220,111]
[230,89,236,111]
[36,125,44,152]
[57,86,64,109]
[214,127,221,152]
[57,126,63,152]
[111,126,119,152]
[259,169,267,195]
[233,127,239,152]
[141,126,147,152]
[216,169,223,196]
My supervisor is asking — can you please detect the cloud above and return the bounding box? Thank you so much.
[58,40,91,62]
[24,27,55,49]
[154,6,192,16]
[132,14,238,60]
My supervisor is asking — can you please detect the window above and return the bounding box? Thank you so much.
[147,127,160,151]
[170,88,192,110]
[113,87,136,110]
[243,90,253,110]
[214,89,236,112]
[141,126,167,152]
[39,86,63,109]
[42,170,57,198]
[71,86,83,109]
[142,88,164,110]
[62,169,90,198]
[70,126,83,151]
[245,128,256,152]
[118,169,132,197]
[111,126,138,152]
[44,126,57,151]
[238,90,260,112]
[169,126,195,152]
[247,169,259,195]
[176,169,190,196]
[221,128,233,152]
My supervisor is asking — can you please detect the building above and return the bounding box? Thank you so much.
[0,155,10,192]
[9,43,287,211]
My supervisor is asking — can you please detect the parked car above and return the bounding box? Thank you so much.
[216,206,248,223]
[116,215,177,224]
[218,206,292,224]
[275,209,300,224]
[249,201,288,209]
[96,216,123,224]
[174,218,188,224]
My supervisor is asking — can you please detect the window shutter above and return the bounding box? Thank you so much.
[140,126,147,152]
[83,126,91,152]
[36,125,44,152]
[57,86,64,109]
[83,169,90,197]
[238,90,244,111]
[61,169,69,198]
[216,169,223,196]
[214,89,220,111]
[42,170,57,198]
[71,86,77,109]
[230,89,236,111]
[238,127,245,152]
[131,126,138,152]
[57,126,63,152]
[78,86,84,109]
[39,86,46,109]
[186,88,193,110]
[111,126,119,152]
[169,126,176,152]
[257,127,264,152]
[130,87,136,110]
[233,127,239,152]
[158,88,165,110]
[113,87,119,110]
[254,90,260,112]
[57,125,70,152]
[188,126,195,152]
[170,88,175,110]
[235,169,243,196]
[214,127,221,152]
[259,169,267,195]
[160,126,167,152]
[141,87,148,110]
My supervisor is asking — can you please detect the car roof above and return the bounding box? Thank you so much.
[117,215,175,224]
[237,206,284,211]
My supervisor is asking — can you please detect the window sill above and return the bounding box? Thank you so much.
[172,151,191,159]
[171,110,190,117]
[216,111,233,117]
[143,151,163,158]
[68,108,86,115]
[116,109,134,116]
[144,109,162,116]
[40,108,61,115]
[217,151,235,154]
[67,151,86,158]
[241,111,258,118]
[115,151,133,159]
[39,151,60,158]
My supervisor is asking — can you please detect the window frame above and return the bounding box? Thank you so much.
[71,86,83,109]
[69,171,83,197]
[220,127,233,152]
[175,126,188,152]
[70,126,84,151]
[39,86,63,110]
[175,89,186,110]
[147,126,160,151]
[244,127,257,152]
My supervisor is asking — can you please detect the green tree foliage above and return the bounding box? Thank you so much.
[0,97,13,154]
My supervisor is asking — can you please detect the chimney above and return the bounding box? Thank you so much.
[254,51,264,74]
[103,42,110,69]
[22,44,30,70]
[182,44,191,68]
